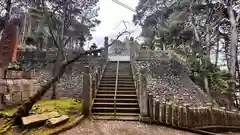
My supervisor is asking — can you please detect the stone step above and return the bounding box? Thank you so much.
[99,84,134,87]
[93,102,139,108]
[102,73,131,76]
[96,94,137,99]
[98,87,136,90]
[97,90,136,94]
[92,115,139,121]
[102,76,132,78]
[92,112,139,117]
[100,78,133,81]
[92,107,139,113]
[94,98,138,103]
[100,81,134,84]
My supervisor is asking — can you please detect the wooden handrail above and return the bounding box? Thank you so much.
[114,56,119,118]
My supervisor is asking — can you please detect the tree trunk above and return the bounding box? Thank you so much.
[215,34,220,67]
[235,56,239,108]
[224,36,231,72]
[203,25,211,98]
[51,9,66,99]
[51,51,62,99]
[227,3,238,109]
[12,49,89,124]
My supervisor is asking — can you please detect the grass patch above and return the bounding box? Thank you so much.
[0,98,82,116]
[31,99,82,115]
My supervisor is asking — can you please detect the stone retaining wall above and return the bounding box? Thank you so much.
[0,56,105,107]
[131,50,211,107]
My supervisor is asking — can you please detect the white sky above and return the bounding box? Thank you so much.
[87,0,141,48]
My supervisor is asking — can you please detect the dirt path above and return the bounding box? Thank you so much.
[60,118,198,135]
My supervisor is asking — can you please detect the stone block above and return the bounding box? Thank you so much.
[22,90,30,100]
[22,111,60,127]
[5,70,34,79]
[11,92,22,102]
[45,115,69,128]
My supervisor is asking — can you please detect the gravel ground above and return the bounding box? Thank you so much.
[60,119,198,135]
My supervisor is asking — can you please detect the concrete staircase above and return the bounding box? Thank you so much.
[92,61,139,121]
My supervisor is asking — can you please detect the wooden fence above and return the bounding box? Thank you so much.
[145,97,240,128]
[129,52,240,129]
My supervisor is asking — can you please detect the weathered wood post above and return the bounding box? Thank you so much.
[104,36,109,62]
[220,107,226,126]
[172,104,178,126]
[184,104,190,128]
[83,66,92,116]
[135,73,139,97]
[207,102,213,126]
[148,93,153,121]
[0,69,6,110]
[154,98,160,123]
[139,67,148,119]
[166,102,173,125]
[160,102,166,124]
[179,105,184,127]
[91,71,97,98]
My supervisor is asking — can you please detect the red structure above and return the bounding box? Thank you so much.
[0,18,20,69]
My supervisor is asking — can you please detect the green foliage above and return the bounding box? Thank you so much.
[186,53,229,94]
[209,70,229,94]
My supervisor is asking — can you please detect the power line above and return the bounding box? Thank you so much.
[111,0,136,13]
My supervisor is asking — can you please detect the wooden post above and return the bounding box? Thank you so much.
[172,104,178,126]
[197,107,203,127]
[135,73,139,96]
[83,66,91,117]
[92,76,96,99]
[179,106,184,127]
[160,102,166,124]
[139,68,148,117]
[184,104,190,128]
[104,37,109,61]
[207,103,213,125]
[166,102,172,125]
[237,110,240,126]
[148,93,154,121]
[219,107,225,126]
[224,107,228,126]
[155,99,160,122]
[188,108,193,128]
[0,69,6,110]
[231,109,237,126]
[192,107,197,128]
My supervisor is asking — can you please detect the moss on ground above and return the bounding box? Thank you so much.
[31,98,82,115]
[1,98,83,135]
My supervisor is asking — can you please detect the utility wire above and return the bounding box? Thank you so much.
[111,0,136,13]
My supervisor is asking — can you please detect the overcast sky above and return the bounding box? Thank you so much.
[88,0,141,48]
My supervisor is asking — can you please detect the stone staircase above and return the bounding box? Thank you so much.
[92,61,139,121]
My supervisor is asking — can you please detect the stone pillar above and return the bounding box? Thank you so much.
[139,67,148,118]
[104,36,109,62]
[129,37,134,60]
[83,66,92,116]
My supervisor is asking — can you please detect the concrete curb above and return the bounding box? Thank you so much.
[49,115,85,135]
